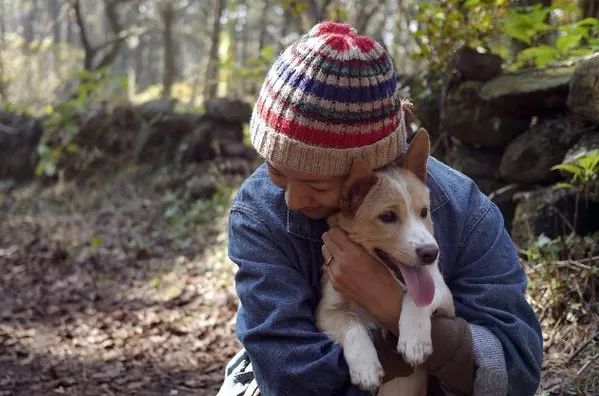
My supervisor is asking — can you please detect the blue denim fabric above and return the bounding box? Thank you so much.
[228,158,543,396]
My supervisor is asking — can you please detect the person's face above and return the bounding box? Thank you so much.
[266,162,345,219]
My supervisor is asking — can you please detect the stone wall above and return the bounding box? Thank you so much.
[416,51,599,247]
[0,98,255,187]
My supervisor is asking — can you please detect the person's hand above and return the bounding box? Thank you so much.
[322,227,404,335]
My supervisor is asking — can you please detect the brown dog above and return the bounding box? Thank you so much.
[316,129,455,395]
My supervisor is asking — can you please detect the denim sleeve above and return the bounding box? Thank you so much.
[451,192,543,396]
[229,208,368,396]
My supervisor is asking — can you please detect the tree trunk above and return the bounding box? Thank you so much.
[48,0,62,77]
[190,0,211,105]
[354,3,382,34]
[257,0,270,52]
[582,0,599,18]
[72,0,127,71]
[160,1,177,98]
[279,6,292,52]
[22,0,40,51]
[204,0,226,99]
[0,0,6,101]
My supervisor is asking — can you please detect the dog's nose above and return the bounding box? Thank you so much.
[416,244,439,264]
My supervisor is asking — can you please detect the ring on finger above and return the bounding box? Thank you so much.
[325,255,334,267]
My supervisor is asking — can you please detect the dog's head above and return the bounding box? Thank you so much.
[330,129,438,306]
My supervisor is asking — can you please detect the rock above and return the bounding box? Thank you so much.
[135,99,177,119]
[186,175,217,200]
[135,113,199,164]
[480,65,574,118]
[414,89,441,137]
[216,157,252,175]
[0,110,43,181]
[178,122,215,164]
[487,183,520,233]
[444,81,529,148]
[453,46,502,82]
[220,142,255,159]
[567,53,599,123]
[446,143,502,179]
[511,187,599,248]
[500,116,584,184]
[204,98,252,124]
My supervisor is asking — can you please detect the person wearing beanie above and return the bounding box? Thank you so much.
[218,22,542,396]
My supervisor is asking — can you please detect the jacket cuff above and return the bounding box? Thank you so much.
[425,316,474,395]
[470,324,508,396]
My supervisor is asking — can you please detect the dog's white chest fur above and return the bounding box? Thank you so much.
[316,262,454,395]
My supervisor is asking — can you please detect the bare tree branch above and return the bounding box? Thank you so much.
[72,0,94,70]
[72,0,139,71]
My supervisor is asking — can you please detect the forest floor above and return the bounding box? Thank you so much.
[0,163,597,395]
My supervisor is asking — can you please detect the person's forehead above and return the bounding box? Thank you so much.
[267,162,342,183]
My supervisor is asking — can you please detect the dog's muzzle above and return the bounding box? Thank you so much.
[373,248,407,289]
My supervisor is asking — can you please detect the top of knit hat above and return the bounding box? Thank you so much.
[249,21,407,176]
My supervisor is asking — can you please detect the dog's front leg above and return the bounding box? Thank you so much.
[397,297,433,366]
[317,282,384,392]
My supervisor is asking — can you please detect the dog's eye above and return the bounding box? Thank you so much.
[378,211,397,223]
[420,207,428,218]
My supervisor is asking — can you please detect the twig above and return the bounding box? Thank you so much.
[567,330,599,364]
[576,353,599,376]
[488,183,519,201]
[555,255,599,266]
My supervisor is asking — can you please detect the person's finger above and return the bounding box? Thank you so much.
[321,244,330,260]
[327,227,349,246]
[325,263,338,289]
[322,231,343,256]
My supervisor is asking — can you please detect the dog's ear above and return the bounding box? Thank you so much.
[340,159,378,218]
[398,128,430,182]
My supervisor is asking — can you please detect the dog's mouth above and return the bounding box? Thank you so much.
[374,248,406,285]
[374,248,436,308]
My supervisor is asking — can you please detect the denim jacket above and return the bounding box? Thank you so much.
[228,158,543,396]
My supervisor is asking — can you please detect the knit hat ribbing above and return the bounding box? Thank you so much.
[250,21,408,176]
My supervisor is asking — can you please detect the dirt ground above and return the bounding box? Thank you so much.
[0,165,242,395]
[1,163,597,395]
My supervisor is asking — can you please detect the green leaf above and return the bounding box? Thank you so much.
[552,163,583,174]
[91,235,104,248]
[556,33,583,54]
[576,17,599,28]
[553,182,577,191]
[516,45,558,68]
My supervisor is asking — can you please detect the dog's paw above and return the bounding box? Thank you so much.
[396,336,433,366]
[347,356,384,393]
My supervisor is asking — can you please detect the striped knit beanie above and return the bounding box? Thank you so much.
[249,21,408,176]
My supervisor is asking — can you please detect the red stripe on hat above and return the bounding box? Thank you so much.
[317,22,356,36]
[256,96,398,148]
[353,36,375,53]
[325,35,351,51]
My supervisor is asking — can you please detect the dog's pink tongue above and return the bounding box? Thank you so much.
[398,265,435,307]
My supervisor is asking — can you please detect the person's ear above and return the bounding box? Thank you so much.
[340,160,378,217]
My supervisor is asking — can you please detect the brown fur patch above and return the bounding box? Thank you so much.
[340,160,378,218]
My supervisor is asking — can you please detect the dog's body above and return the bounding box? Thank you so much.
[316,130,455,395]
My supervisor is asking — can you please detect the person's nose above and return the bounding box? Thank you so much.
[285,182,311,210]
